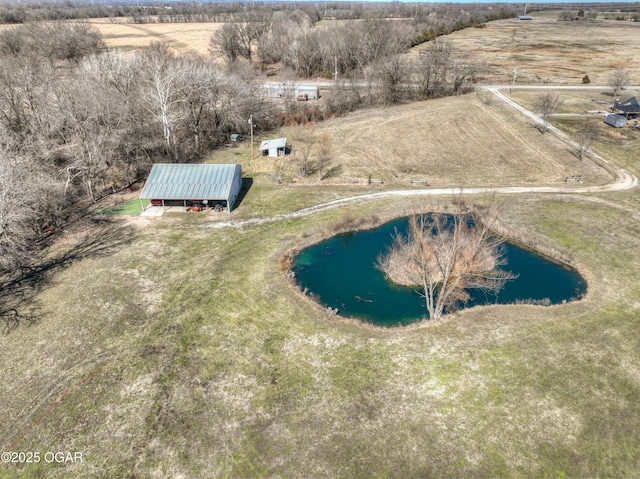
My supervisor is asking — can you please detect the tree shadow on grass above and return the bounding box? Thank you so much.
[0,217,136,334]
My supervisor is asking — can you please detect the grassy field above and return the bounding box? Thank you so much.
[506,89,640,176]
[2,185,640,478]
[411,16,640,85]
[88,19,222,56]
[209,93,612,189]
[3,15,640,479]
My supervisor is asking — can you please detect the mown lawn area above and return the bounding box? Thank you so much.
[93,199,150,216]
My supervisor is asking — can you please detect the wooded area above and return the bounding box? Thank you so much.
[0,1,517,273]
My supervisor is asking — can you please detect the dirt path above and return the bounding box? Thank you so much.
[207,92,637,230]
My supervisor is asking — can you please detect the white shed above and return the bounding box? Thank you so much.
[259,138,291,157]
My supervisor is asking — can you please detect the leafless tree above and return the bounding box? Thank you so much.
[0,144,61,272]
[54,78,121,202]
[0,54,54,139]
[258,9,311,70]
[557,10,575,21]
[377,200,513,320]
[608,68,630,100]
[175,60,223,154]
[141,43,187,161]
[210,23,243,65]
[82,50,142,103]
[414,41,452,98]
[316,131,333,181]
[535,92,563,134]
[293,126,315,178]
[209,15,269,65]
[585,9,599,21]
[451,58,485,95]
[371,54,408,105]
[574,120,599,162]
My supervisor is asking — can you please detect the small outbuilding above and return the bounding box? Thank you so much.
[139,163,243,213]
[259,138,291,157]
[613,97,640,119]
[605,114,627,128]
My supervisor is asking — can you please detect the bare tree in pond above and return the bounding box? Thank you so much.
[377,200,513,321]
[535,92,563,134]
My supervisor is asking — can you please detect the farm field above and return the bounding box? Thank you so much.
[89,15,640,85]
[88,19,221,56]
[2,13,640,479]
[411,16,640,85]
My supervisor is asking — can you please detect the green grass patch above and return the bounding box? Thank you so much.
[93,198,149,216]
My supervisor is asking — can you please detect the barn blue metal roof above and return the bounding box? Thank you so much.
[140,163,241,200]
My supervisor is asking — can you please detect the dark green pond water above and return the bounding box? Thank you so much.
[293,217,587,327]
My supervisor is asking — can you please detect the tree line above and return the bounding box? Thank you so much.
[0,1,516,26]
[212,11,489,105]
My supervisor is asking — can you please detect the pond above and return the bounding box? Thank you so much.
[293,217,587,327]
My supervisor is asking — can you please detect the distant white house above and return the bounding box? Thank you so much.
[259,138,291,157]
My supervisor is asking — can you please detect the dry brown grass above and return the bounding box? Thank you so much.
[88,19,223,56]
[411,17,640,85]
[503,89,640,177]
[507,88,622,114]
[227,93,611,188]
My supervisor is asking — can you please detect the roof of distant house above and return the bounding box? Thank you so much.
[614,97,640,114]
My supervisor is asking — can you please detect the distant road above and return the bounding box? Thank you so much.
[479,84,640,91]
[265,80,640,92]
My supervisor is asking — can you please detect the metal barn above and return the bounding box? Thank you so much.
[139,163,243,213]
[605,114,627,128]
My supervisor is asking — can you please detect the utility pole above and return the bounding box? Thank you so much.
[510,67,518,93]
[249,115,254,160]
